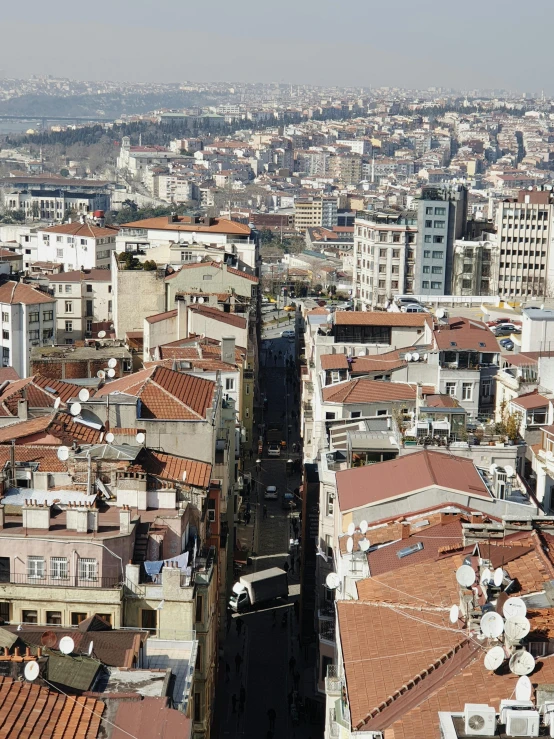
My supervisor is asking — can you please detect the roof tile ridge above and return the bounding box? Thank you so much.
[530,529,554,580]
[422,448,437,485]
[148,377,203,419]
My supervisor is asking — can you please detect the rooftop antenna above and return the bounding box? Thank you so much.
[359,539,370,552]
[509,650,535,676]
[347,522,355,536]
[449,604,459,624]
[503,597,527,619]
[504,616,531,641]
[493,567,504,587]
[346,537,354,554]
[98,330,106,339]
[88,641,94,657]
[359,520,368,534]
[480,611,504,638]
[136,432,146,445]
[105,432,115,444]
[78,388,90,402]
[54,397,61,409]
[325,572,341,590]
[107,358,117,369]
[70,402,81,417]
[24,661,40,682]
[57,446,69,462]
[455,565,476,588]
[515,675,533,702]
[59,636,75,655]
[480,567,492,585]
[483,646,505,671]
[504,464,515,478]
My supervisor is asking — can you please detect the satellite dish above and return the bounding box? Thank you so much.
[57,446,69,462]
[325,572,340,590]
[484,646,505,671]
[449,604,459,624]
[412,352,420,362]
[359,539,370,552]
[88,641,94,657]
[515,675,533,702]
[97,370,106,379]
[105,432,115,444]
[456,565,476,588]
[107,358,117,369]
[480,567,492,585]
[98,330,106,339]
[405,352,413,362]
[107,368,115,378]
[489,463,498,475]
[24,661,39,682]
[347,522,356,536]
[70,402,81,417]
[359,520,368,534]
[346,537,354,554]
[182,471,187,482]
[504,616,531,641]
[509,650,535,676]
[136,432,146,444]
[40,630,57,648]
[423,353,428,361]
[493,568,504,587]
[436,308,445,319]
[78,388,90,402]
[504,464,515,478]
[480,611,504,638]
[54,397,61,409]
[59,636,75,655]
[198,297,205,304]
[503,597,527,619]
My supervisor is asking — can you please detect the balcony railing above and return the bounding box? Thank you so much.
[325,665,343,696]
[2,574,121,589]
[320,620,336,643]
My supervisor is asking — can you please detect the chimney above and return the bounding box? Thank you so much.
[176,296,189,340]
[66,506,88,533]
[221,336,235,365]
[22,501,51,530]
[401,522,410,540]
[17,400,28,422]
[120,505,132,534]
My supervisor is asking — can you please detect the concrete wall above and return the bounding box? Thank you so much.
[143,313,179,361]
[113,255,165,337]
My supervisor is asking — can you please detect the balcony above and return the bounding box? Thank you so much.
[303,403,313,420]
[2,574,121,589]
[325,665,342,696]
[319,620,336,644]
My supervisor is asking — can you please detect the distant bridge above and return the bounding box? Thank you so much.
[0,114,115,126]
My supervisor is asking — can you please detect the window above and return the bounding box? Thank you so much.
[22,610,38,624]
[86,284,93,292]
[425,220,432,228]
[325,412,336,420]
[65,301,72,313]
[108,300,112,314]
[325,534,333,557]
[481,380,491,397]
[422,281,429,289]
[433,220,445,228]
[28,556,45,579]
[392,249,400,258]
[86,320,93,332]
[393,233,401,243]
[432,251,443,259]
[64,284,72,293]
[445,382,456,396]
[350,411,361,418]
[528,407,547,425]
[65,321,73,333]
[86,300,93,317]
[424,235,432,243]
[423,250,431,258]
[195,644,202,671]
[51,557,68,579]
[423,266,430,274]
[194,693,202,723]
[71,612,88,625]
[379,248,387,258]
[431,266,443,274]
[43,310,53,322]
[1,313,8,323]
[203,274,212,281]
[97,613,112,625]
[462,383,472,401]
[56,249,63,258]
[435,207,446,216]
[78,558,97,581]
[46,611,62,625]
[58,285,63,293]
[433,235,444,244]
[2,348,9,367]
[376,409,387,416]
[29,330,39,340]
[431,281,441,289]
[379,232,387,243]
[225,378,235,391]
[462,279,472,289]
[56,235,63,243]
[2,331,8,340]
[195,594,204,623]
[330,370,341,384]
[29,311,39,323]
[379,264,386,273]
[426,207,433,215]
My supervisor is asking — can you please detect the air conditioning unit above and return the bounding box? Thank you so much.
[505,709,539,737]
[501,700,534,723]
[464,704,496,736]
[544,701,554,727]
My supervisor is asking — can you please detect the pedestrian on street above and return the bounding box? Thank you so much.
[236,617,244,636]
[267,708,276,731]
[232,694,237,713]
[240,684,246,705]
[244,511,251,525]
[263,504,267,519]
[283,561,289,581]
[235,653,242,674]
[225,662,230,682]
[289,655,296,674]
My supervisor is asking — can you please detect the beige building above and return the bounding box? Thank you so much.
[451,238,498,296]
[46,269,113,343]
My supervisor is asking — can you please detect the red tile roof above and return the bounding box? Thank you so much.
[0,676,104,737]
[320,354,349,370]
[434,316,500,352]
[189,304,247,328]
[511,391,549,410]
[145,309,178,324]
[112,697,192,739]
[0,375,77,417]
[0,281,55,305]
[0,444,70,472]
[48,269,112,282]
[41,222,119,238]
[47,412,104,445]
[0,415,53,443]
[121,215,251,235]
[322,379,417,404]
[138,448,212,489]
[423,394,461,408]
[334,311,430,327]
[336,450,490,511]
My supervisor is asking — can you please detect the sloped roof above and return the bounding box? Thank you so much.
[0,444,69,472]
[320,354,349,370]
[189,304,247,328]
[41,222,118,238]
[47,412,104,445]
[511,391,549,410]
[137,448,212,489]
[0,375,78,417]
[0,415,53,444]
[434,316,500,352]
[112,697,192,739]
[0,281,55,305]
[322,379,417,404]
[336,450,490,511]
[334,311,429,327]
[121,215,251,235]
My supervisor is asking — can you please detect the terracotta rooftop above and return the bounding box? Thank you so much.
[0,415,53,444]
[0,281,55,305]
[336,450,490,512]
[322,379,417,404]
[511,391,550,410]
[111,697,192,739]
[145,309,178,324]
[0,375,78,418]
[434,316,500,352]
[137,448,212,489]
[334,311,430,327]
[189,304,247,328]
[47,269,112,282]
[47,412,104,445]
[121,215,251,236]
[0,444,69,472]
[41,221,118,238]
[320,354,349,370]
[423,394,461,409]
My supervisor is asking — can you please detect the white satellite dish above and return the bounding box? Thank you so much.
[78,388,90,402]
[449,604,459,624]
[455,565,476,588]
[57,446,69,462]
[480,611,504,639]
[70,402,81,417]
[198,297,205,304]
[504,616,531,641]
[105,432,115,444]
[504,464,515,478]
[493,568,504,587]
[509,650,535,676]
[405,352,413,362]
[54,397,61,409]
[98,330,106,339]
[88,641,94,657]
[489,463,498,475]
[182,471,187,482]
[107,358,117,369]
[346,537,354,554]
[136,432,146,444]
[24,661,40,681]
[359,520,368,534]
[59,636,75,655]
[436,308,445,319]
[347,522,355,536]
[325,572,340,590]
[515,675,533,702]
[359,539,370,552]
[480,567,492,585]
[97,370,105,379]
[503,597,527,620]
[484,646,505,671]
[412,352,420,362]
[107,368,115,378]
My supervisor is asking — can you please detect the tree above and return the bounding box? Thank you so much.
[60,168,70,177]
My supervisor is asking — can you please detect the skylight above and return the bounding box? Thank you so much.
[397,541,424,559]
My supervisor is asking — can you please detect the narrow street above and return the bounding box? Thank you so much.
[214,325,322,738]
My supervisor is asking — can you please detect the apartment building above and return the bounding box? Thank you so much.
[2,175,111,221]
[294,197,338,233]
[353,209,417,309]
[496,187,554,298]
[35,220,118,271]
[414,184,467,296]
[0,281,56,377]
[46,269,113,343]
[451,237,499,296]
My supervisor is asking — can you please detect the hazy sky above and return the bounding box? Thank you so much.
[1,0,553,92]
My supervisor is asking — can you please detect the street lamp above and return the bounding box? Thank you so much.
[255,459,261,474]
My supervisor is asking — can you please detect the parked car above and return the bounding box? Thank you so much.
[501,339,515,351]
[281,330,295,338]
[264,485,278,500]
[402,304,428,313]
[492,324,516,335]
[283,305,296,312]
[268,444,281,457]
[282,492,296,510]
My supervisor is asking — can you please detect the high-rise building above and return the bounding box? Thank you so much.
[496,187,554,298]
[414,184,468,296]
[451,237,499,296]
